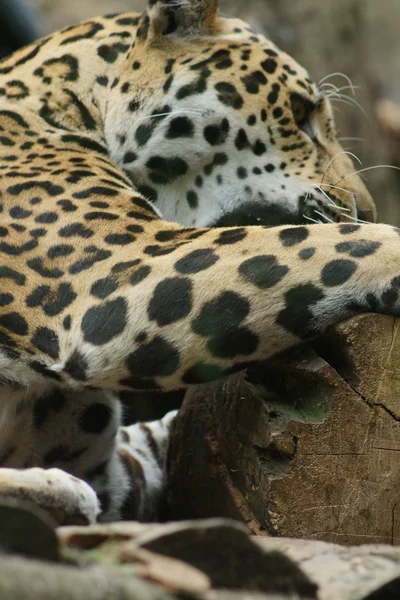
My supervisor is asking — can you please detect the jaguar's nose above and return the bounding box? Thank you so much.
[354,192,376,223]
[357,208,375,223]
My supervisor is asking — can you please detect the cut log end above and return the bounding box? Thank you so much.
[166,314,400,546]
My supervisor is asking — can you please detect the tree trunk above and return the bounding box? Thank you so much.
[166,314,400,546]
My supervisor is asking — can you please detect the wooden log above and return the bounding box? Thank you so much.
[166,314,400,545]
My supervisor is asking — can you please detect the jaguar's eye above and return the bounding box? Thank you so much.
[290,93,315,137]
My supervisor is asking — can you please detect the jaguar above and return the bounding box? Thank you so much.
[0,0,397,524]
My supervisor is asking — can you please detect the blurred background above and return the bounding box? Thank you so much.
[2,0,400,224]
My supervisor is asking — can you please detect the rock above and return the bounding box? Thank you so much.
[0,497,59,562]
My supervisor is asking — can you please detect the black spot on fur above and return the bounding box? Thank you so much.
[381,276,400,310]
[0,267,25,286]
[175,249,219,274]
[97,42,130,63]
[9,206,32,219]
[339,224,361,235]
[193,291,249,337]
[69,247,111,274]
[299,247,316,260]
[44,283,77,317]
[7,181,64,197]
[176,69,210,100]
[104,233,135,245]
[43,445,69,465]
[33,390,66,430]
[0,294,13,307]
[84,211,119,221]
[80,403,111,433]
[186,190,198,209]
[31,327,60,359]
[123,151,137,164]
[91,277,118,299]
[216,228,247,245]
[277,284,325,338]
[204,152,228,176]
[75,187,119,200]
[321,259,357,287]
[261,58,278,74]
[279,227,309,247]
[241,70,267,94]
[253,140,266,155]
[155,230,186,243]
[130,265,151,286]
[60,22,104,45]
[209,328,258,358]
[59,223,93,239]
[267,83,280,105]
[235,128,249,151]
[148,277,192,326]
[146,156,188,185]
[47,244,74,259]
[135,123,155,146]
[81,297,127,345]
[0,312,28,335]
[166,116,194,139]
[192,291,257,358]
[27,258,63,279]
[182,362,223,384]
[204,118,230,146]
[335,240,381,258]
[126,336,180,378]
[0,239,38,256]
[240,255,289,288]
[57,200,78,213]
[215,82,243,109]
[61,134,108,156]
[29,361,62,381]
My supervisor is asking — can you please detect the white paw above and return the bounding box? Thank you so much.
[0,468,100,525]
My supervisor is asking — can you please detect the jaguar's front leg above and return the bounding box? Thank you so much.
[48,222,400,393]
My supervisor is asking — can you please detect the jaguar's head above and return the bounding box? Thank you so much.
[105,0,376,228]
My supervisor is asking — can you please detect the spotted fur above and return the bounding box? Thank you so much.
[0,0,396,522]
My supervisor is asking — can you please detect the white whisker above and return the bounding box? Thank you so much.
[330,96,369,121]
[336,85,362,94]
[314,186,352,214]
[342,214,372,225]
[135,108,206,124]
[320,150,362,188]
[314,210,334,223]
[320,182,352,194]
[320,83,341,96]
[319,72,356,95]
[338,137,366,142]
[337,164,400,185]
[304,214,322,224]
[313,184,339,208]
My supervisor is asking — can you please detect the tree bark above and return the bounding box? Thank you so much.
[166,314,400,546]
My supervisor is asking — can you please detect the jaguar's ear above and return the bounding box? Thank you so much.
[137,0,219,42]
